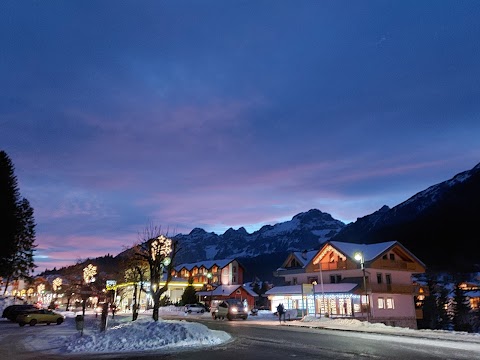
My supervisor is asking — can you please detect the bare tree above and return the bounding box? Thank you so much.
[121,246,149,321]
[135,224,179,321]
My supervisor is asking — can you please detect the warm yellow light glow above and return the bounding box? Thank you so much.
[53,277,62,291]
[83,264,97,283]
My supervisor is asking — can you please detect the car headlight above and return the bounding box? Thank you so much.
[231,307,238,313]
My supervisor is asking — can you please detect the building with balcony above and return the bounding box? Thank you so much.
[267,240,426,329]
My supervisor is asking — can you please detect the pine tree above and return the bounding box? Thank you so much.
[181,277,198,305]
[451,281,472,332]
[0,151,37,290]
[437,285,450,330]
[0,150,21,276]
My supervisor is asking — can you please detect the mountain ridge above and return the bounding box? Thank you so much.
[43,162,480,280]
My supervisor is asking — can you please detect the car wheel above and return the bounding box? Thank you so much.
[19,322,25,327]
[187,310,192,314]
[227,314,232,321]
[200,309,204,313]
[56,318,63,325]
[243,316,248,320]
[46,322,50,325]
[29,319,37,326]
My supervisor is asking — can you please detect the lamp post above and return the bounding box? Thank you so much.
[317,261,326,318]
[354,252,370,322]
[206,272,213,308]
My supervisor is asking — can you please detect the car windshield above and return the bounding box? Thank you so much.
[226,300,243,307]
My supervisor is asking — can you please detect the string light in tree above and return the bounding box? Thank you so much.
[37,283,45,295]
[83,264,97,284]
[53,277,62,291]
[151,235,172,261]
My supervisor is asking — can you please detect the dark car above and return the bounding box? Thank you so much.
[212,299,248,320]
[2,304,39,321]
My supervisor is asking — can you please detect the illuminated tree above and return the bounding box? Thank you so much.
[135,225,179,321]
[122,250,149,321]
[83,264,97,284]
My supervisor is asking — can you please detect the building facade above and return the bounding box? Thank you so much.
[267,241,426,329]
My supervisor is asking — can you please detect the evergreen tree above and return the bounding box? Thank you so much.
[0,151,37,289]
[0,150,21,275]
[437,285,451,330]
[181,277,198,306]
[451,281,472,332]
[421,274,440,329]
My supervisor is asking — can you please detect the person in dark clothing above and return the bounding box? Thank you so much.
[276,303,285,323]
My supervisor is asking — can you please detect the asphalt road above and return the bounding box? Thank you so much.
[1,315,479,360]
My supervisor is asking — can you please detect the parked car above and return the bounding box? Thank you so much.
[212,299,248,320]
[15,309,65,326]
[184,303,207,314]
[2,304,39,321]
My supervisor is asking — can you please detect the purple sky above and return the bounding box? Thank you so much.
[1,1,479,273]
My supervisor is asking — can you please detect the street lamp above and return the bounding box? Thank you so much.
[206,272,213,308]
[354,252,370,322]
[316,260,326,318]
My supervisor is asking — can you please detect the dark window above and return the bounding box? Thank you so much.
[389,254,395,261]
[377,273,383,284]
[386,274,392,285]
[330,274,342,283]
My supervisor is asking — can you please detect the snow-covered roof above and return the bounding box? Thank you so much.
[329,240,426,267]
[196,284,258,297]
[175,258,238,272]
[329,241,397,262]
[265,283,358,296]
[291,250,318,268]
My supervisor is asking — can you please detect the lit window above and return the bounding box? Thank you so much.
[386,298,394,309]
[378,298,385,309]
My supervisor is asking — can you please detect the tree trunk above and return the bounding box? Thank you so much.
[132,283,138,321]
[2,276,11,296]
[152,291,160,321]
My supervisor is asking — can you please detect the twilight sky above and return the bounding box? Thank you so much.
[1,1,479,273]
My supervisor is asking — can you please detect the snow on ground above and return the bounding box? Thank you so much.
[1,297,479,355]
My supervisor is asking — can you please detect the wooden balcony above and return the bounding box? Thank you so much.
[375,259,417,270]
[365,283,415,294]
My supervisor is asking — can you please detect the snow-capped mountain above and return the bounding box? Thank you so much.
[173,162,480,275]
[331,162,480,273]
[49,162,478,281]
[173,209,345,266]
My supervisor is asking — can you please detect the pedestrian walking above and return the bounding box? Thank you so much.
[276,303,285,323]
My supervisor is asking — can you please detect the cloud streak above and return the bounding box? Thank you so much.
[1,2,479,273]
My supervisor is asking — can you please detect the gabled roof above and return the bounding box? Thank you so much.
[174,258,241,272]
[328,240,426,267]
[196,284,258,297]
[279,250,317,270]
[278,240,426,271]
[329,241,397,262]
